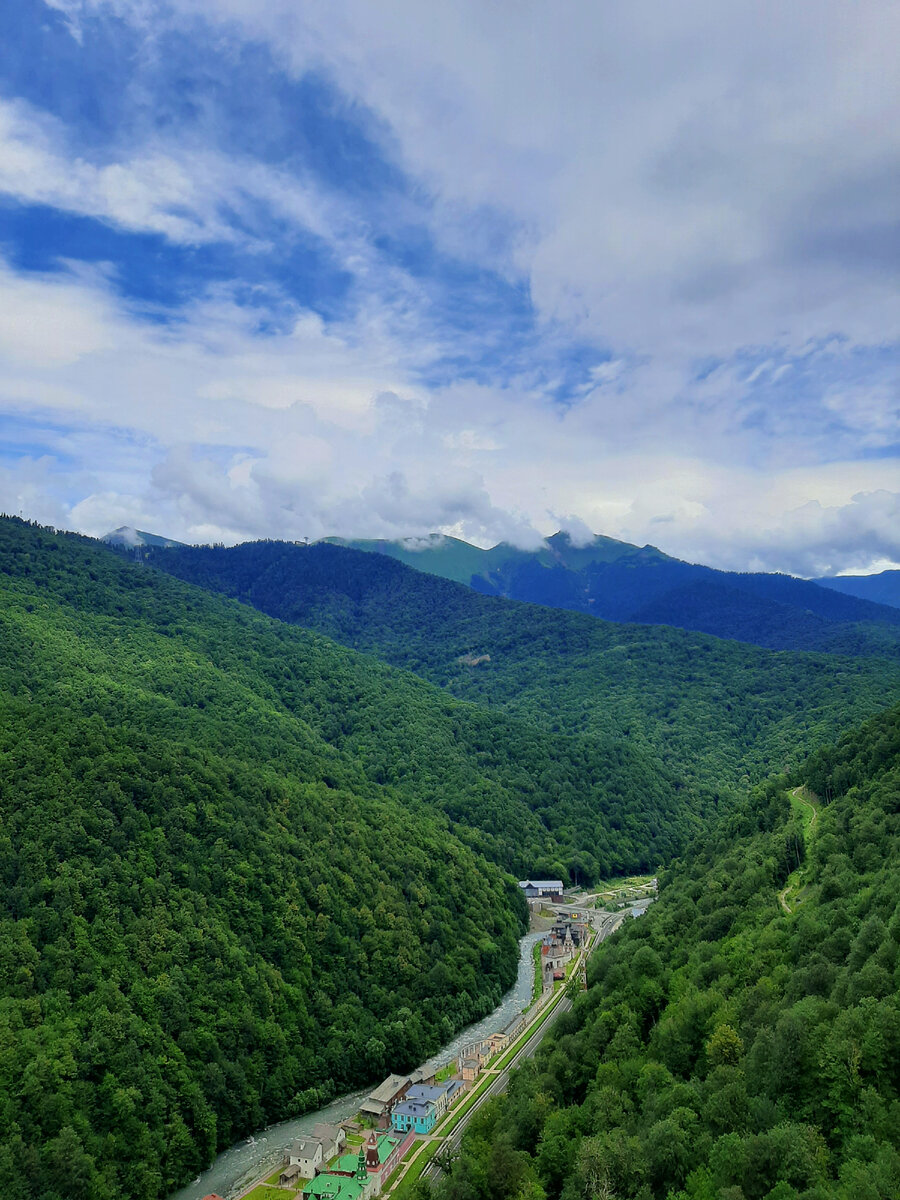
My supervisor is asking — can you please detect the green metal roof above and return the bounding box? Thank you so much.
[335,1134,399,1174]
[303,1173,367,1200]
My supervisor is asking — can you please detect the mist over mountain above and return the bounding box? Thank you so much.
[102,526,188,550]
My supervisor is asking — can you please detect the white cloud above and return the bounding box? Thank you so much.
[2,2,898,573]
[0,260,120,365]
[114,0,900,357]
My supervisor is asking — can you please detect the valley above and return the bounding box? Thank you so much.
[1,518,897,1200]
[145,538,900,803]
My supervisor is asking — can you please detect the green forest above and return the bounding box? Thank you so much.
[425,703,900,1200]
[148,540,900,800]
[3,519,899,1199]
[0,516,700,1199]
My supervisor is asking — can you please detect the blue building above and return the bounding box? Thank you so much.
[391,1098,437,1134]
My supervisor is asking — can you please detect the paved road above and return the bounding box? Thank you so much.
[424,912,625,1184]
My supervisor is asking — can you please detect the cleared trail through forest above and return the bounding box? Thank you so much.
[778,786,819,914]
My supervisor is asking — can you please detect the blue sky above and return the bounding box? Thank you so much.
[0,0,898,574]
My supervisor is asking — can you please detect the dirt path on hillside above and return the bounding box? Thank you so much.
[778,787,820,914]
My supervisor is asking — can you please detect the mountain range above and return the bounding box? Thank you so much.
[814,568,900,609]
[144,538,900,803]
[324,532,900,656]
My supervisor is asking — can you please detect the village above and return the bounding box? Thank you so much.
[202,879,654,1200]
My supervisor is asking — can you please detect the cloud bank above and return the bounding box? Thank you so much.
[0,1,898,575]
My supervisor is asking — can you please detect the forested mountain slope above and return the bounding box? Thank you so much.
[0,516,689,1200]
[430,703,900,1200]
[147,540,900,802]
[815,571,900,611]
[323,531,665,587]
[326,532,900,657]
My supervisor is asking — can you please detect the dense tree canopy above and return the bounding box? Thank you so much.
[428,703,900,1200]
[0,516,697,1199]
[148,540,900,801]
[3,519,898,1198]
[323,532,900,657]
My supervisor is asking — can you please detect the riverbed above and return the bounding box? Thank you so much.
[169,930,545,1200]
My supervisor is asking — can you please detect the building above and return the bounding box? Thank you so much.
[391,1097,438,1134]
[502,1015,525,1043]
[457,1039,489,1070]
[333,1128,414,1191]
[282,1123,346,1184]
[404,1080,464,1120]
[459,1056,481,1085]
[409,1055,444,1086]
[303,1171,372,1200]
[281,1163,308,1188]
[518,880,565,900]
[484,1032,507,1056]
[313,1123,347,1161]
[284,1137,324,1181]
[541,940,568,985]
[551,920,588,948]
[359,1075,411,1127]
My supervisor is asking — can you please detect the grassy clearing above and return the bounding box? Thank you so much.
[243,1185,294,1200]
[790,786,819,837]
[779,787,821,913]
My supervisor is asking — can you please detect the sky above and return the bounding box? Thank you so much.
[1,1,899,575]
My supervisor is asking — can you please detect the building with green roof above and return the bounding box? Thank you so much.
[302,1172,370,1200]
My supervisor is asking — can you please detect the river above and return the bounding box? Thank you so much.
[169,930,545,1200]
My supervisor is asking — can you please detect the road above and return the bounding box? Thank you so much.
[422,911,625,1185]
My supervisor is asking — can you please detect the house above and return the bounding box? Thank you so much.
[518,880,565,901]
[284,1124,346,1182]
[359,1075,411,1127]
[391,1097,438,1135]
[409,1055,443,1086]
[459,1056,481,1085]
[443,1078,465,1108]
[284,1138,323,1180]
[284,1124,346,1179]
[313,1123,346,1162]
[280,1163,308,1187]
[405,1080,464,1120]
[485,1032,507,1055]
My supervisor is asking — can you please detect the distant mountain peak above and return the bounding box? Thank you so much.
[103,526,186,549]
